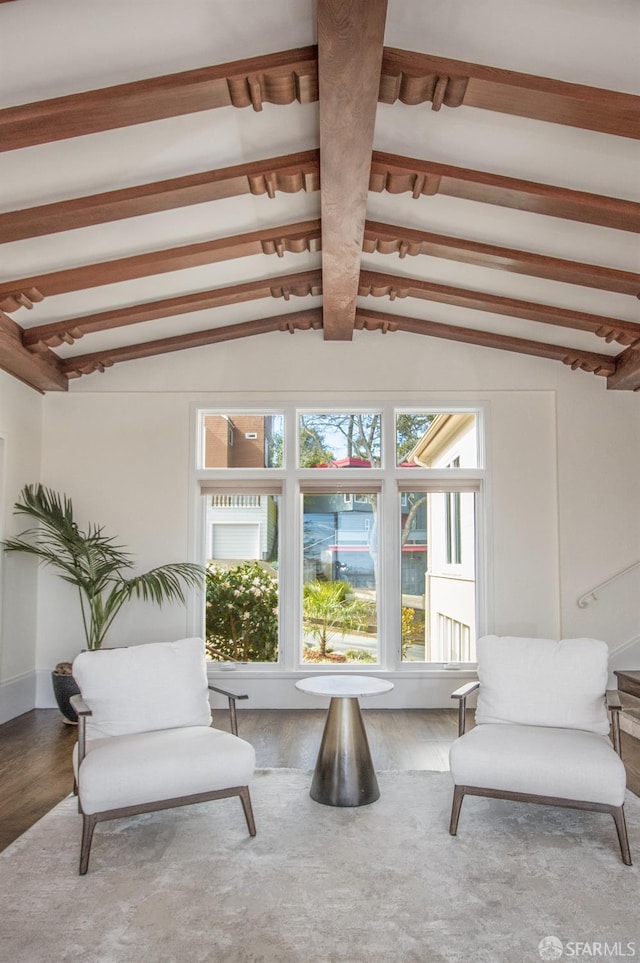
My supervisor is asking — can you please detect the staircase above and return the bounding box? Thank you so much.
[615,670,640,742]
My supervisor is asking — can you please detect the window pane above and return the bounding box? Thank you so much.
[397,412,478,468]
[205,494,279,663]
[298,413,381,467]
[401,490,476,663]
[302,492,378,664]
[202,414,283,468]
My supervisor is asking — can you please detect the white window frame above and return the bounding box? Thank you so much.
[191,401,489,676]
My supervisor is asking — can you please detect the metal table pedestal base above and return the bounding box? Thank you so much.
[310,696,380,807]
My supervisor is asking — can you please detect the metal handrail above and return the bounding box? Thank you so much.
[577,560,640,608]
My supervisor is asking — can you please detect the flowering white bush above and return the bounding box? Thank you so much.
[205,562,278,662]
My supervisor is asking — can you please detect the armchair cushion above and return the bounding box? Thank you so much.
[475,635,610,735]
[73,726,256,815]
[450,723,626,807]
[72,637,212,740]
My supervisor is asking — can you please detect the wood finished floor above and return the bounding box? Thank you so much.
[1,707,639,853]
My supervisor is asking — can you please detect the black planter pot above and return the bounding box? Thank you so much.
[51,670,81,725]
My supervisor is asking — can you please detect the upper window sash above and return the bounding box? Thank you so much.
[198,411,285,470]
[297,410,382,469]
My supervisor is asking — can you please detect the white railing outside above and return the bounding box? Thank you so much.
[211,495,261,509]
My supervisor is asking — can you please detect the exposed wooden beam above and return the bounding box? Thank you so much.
[0,312,67,391]
[369,153,640,233]
[607,345,640,391]
[23,270,323,348]
[355,308,616,377]
[61,308,323,378]
[0,152,320,243]
[0,47,319,152]
[380,49,640,139]
[363,221,640,296]
[318,0,387,340]
[359,269,640,346]
[0,221,322,301]
[4,45,637,154]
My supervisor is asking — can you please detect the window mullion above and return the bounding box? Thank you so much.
[380,476,399,670]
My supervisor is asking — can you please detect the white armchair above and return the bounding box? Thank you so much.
[70,637,256,874]
[449,635,631,865]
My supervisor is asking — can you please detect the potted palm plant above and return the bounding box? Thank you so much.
[3,484,204,723]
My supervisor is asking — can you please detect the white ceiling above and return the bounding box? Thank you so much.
[0,0,638,381]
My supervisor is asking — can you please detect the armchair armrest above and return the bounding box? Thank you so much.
[606,689,623,757]
[69,694,92,716]
[208,684,249,736]
[69,694,92,768]
[451,680,479,737]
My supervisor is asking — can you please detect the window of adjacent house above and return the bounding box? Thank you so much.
[196,406,482,668]
[201,413,284,468]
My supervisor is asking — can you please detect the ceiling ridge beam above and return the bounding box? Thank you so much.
[61,308,323,378]
[22,269,323,348]
[380,48,640,138]
[0,151,321,244]
[359,269,640,346]
[363,220,640,296]
[0,47,319,152]
[370,152,640,233]
[319,0,388,340]
[0,220,322,301]
[355,307,616,377]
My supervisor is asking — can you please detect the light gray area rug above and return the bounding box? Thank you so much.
[1,769,638,963]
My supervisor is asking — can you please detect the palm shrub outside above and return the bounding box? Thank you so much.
[205,561,278,662]
[302,580,370,660]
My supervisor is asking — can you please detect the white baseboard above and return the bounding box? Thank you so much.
[36,668,58,709]
[0,671,36,724]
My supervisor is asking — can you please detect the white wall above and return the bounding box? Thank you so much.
[0,370,43,722]
[29,331,639,708]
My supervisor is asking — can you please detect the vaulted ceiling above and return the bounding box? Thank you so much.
[1,0,639,392]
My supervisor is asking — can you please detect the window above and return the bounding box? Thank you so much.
[196,406,484,669]
[302,491,378,664]
[203,490,280,663]
[299,412,380,468]
[400,488,476,662]
[202,413,284,468]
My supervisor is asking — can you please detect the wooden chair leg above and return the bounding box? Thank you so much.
[79,814,98,875]
[239,786,257,836]
[612,806,632,866]
[449,785,465,835]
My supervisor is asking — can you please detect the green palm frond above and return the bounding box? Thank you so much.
[3,484,204,650]
[120,562,204,605]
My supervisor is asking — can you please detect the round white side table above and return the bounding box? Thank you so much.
[295,675,394,806]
